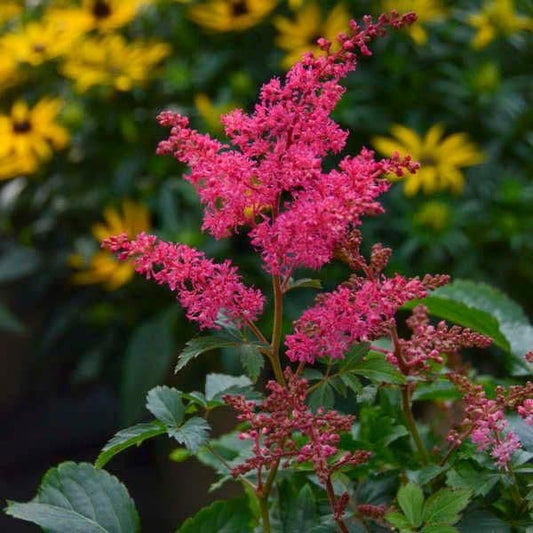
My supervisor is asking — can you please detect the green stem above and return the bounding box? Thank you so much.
[270,274,285,386]
[401,385,430,465]
[257,459,279,533]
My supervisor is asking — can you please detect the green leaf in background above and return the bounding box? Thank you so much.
[457,509,511,533]
[146,386,185,426]
[239,343,264,382]
[168,416,210,452]
[351,352,406,384]
[308,381,335,411]
[175,335,238,373]
[205,373,252,401]
[177,497,254,533]
[95,421,167,469]
[5,462,139,533]
[338,342,371,371]
[285,278,323,292]
[413,380,461,402]
[0,301,24,333]
[278,482,317,532]
[0,246,40,283]
[421,526,458,533]
[386,510,413,531]
[445,464,499,497]
[422,488,471,526]
[120,308,178,424]
[397,483,424,528]
[408,280,533,375]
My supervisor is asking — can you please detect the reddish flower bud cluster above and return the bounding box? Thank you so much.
[388,305,492,374]
[356,503,387,520]
[223,369,370,484]
[446,373,533,468]
[102,232,264,329]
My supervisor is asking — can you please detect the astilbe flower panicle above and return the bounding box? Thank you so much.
[223,369,370,485]
[389,304,492,374]
[102,232,264,329]
[446,373,533,469]
[157,11,418,276]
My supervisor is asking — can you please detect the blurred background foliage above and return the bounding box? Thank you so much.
[0,0,531,529]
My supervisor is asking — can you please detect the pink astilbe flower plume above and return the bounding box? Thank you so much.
[157,12,418,275]
[102,233,264,330]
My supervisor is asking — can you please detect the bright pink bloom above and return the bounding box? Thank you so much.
[285,274,428,363]
[102,233,264,329]
[157,12,418,275]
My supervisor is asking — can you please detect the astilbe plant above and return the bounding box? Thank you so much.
[5,10,533,533]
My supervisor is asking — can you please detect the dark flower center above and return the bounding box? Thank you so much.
[32,43,45,53]
[420,155,437,166]
[231,0,248,17]
[93,0,112,19]
[13,120,32,134]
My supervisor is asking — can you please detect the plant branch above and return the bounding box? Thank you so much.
[401,385,430,465]
[325,476,350,533]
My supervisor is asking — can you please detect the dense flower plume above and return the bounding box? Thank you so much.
[102,232,264,329]
[157,11,418,275]
[224,369,370,484]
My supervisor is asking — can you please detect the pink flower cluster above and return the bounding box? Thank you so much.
[285,274,429,363]
[157,12,418,276]
[390,305,492,374]
[102,233,264,329]
[223,369,370,484]
[448,373,524,469]
[518,399,533,426]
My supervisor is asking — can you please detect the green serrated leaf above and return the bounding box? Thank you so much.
[177,497,254,533]
[168,416,210,452]
[239,344,264,382]
[386,511,413,530]
[398,483,424,528]
[338,342,371,371]
[146,386,185,426]
[457,509,511,532]
[285,278,323,292]
[5,462,139,532]
[95,421,166,468]
[308,382,335,411]
[351,352,406,384]
[413,380,461,402]
[205,373,252,401]
[278,482,317,532]
[176,336,238,373]
[422,488,471,526]
[421,526,458,533]
[339,373,362,394]
[445,465,499,497]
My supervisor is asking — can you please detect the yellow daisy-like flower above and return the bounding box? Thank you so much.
[70,200,151,290]
[372,124,483,196]
[414,200,450,231]
[381,0,446,45]
[0,52,20,91]
[468,0,533,49]
[0,18,82,66]
[274,2,350,69]
[46,0,151,34]
[61,34,170,93]
[0,99,69,180]
[188,0,278,32]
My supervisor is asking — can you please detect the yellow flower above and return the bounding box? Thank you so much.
[0,2,23,26]
[274,2,350,69]
[188,0,278,32]
[46,0,151,34]
[70,200,151,290]
[381,0,446,45]
[61,34,170,92]
[0,99,69,180]
[194,93,236,135]
[468,0,533,49]
[372,124,483,196]
[414,201,450,231]
[0,51,20,91]
[0,18,82,66]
